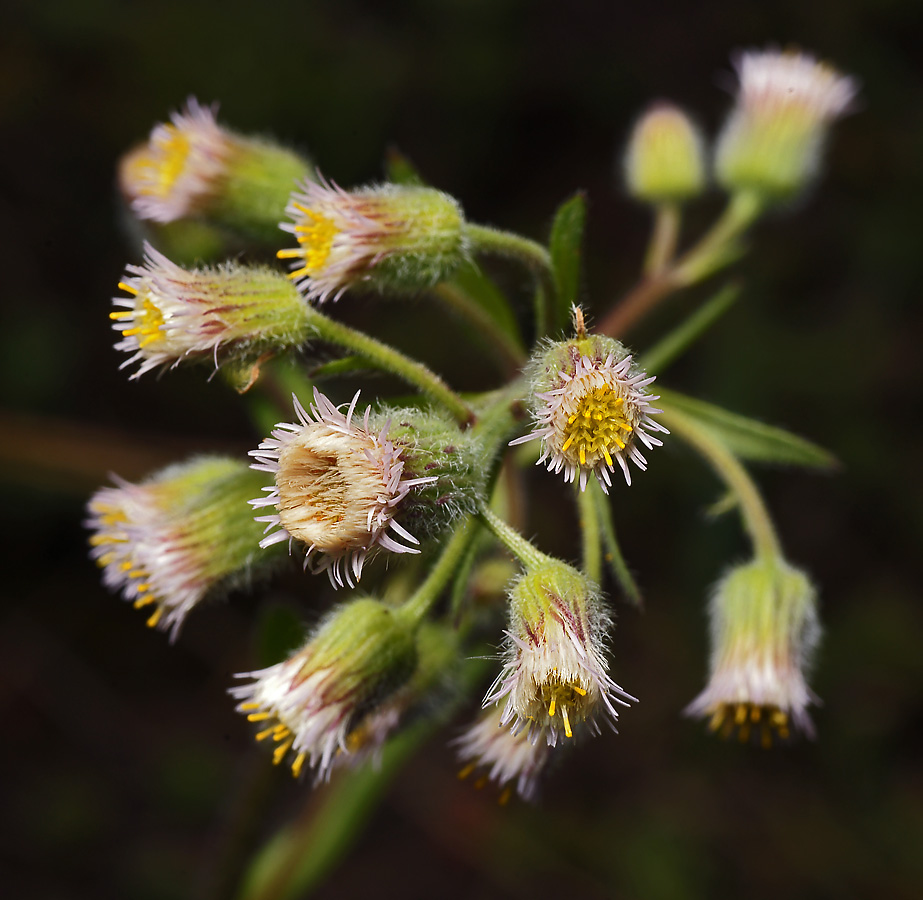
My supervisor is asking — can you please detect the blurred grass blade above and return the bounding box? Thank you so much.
[549,191,587,334]
[640,282,741,374]
[659,388,839,469]
[591,480,643,606]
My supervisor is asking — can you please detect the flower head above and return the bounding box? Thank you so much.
[111,243,311,379]
[249,389,439,587]
[624,102,706,203]
[120,98,310,238]
[484,562,635,747]
[277,178,467,303]
[685,556,821,744]
[231,598,417,781]
[512,335,667,492]
[86,457,272,640]
[456,705,553,803]
[715,48,857,198]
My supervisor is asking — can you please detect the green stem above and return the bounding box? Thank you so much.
[477,502,547,570]
[660,405,781,560]
[399,518,477,625]
[463,223,558,340]
[303,306,474,426]
[432,282,526,373]
[597,190,764,338]
[576,482,603,583]
[643,203,681,277]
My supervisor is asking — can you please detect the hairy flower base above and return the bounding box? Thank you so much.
[250,389,436,587]
[456,707,552,803]
[514,347,667,493]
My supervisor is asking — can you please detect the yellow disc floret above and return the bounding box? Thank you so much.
[277,204,338,278]
[558,384,633,468]
[708,701,791,748]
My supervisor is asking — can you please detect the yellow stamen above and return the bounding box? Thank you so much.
[562,705,573,739]
[458,762,476,781]
[548,697,556,718]
[291,752,307,778]
[109,310,134,320]
[573,686,587,696]
[273,737,294,765]
[255,726,276,742]
[239,702,260,711]
[498,786,513,806]
[133,596,156,610]
[247,712,272,722]
[146,607,163,628]
[118,281,139,296]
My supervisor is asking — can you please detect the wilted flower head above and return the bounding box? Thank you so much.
[484,561,635,747]
[715,48,857,199]
[685,556,821,744]
[277,178,467,303]
[86,457,272,640]
[111,243,311,379]
[120,98,310,238]
[624,102,707,203]
[456,705,553,803]
[512,335,667,492]
[250,389,443,587]
[231,598,417,780]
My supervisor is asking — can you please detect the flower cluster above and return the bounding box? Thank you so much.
[86,45,847,813]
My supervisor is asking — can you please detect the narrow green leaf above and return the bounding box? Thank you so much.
[640,282,741,374]
[308,355,370,379]
[591,481,643,607]
[659,388,839,469]
[384,146,424,185]
[447,263,525,349]
[549,192,587,333]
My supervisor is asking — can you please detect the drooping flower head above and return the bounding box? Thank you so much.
[685,556,821,744]
[512,334,667,492]
[231,598,417,781]
[456,705,553,803]
[86,457,274,640]
[277,178,468,303]
[484,561,635,747]
[624,102,707,204]
[111,243,311,379]
[120,98,310,239]
[250,389,485,587]
[715,48,858,199]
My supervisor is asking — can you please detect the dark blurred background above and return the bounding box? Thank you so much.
[2,1,921,898]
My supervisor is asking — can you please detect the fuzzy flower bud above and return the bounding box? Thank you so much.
[511,334,668,492]
[484,561,635,746]
[685,556,821,744]
[277,178,468,302]
[624,102,706,203]
[714,49,857,200]
[456,705,553,803]
[120,98,311,240]
[231,598,417,780]
[111,243,311,379]
[86,457,275,640]
[250,389,485,587]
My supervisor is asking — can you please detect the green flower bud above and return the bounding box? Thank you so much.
[685,556,821,744]
[112,243,311,379]
[714,49,856,200]
[87,456,276,639]
[624,102,706,203]
[277,179,468,302]
[231,597,418,780]
[119,98,312,241]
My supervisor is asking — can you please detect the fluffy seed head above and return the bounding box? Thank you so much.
[249,389,439,588]
[685,556,821,744]
[86,457,272,640]
[277,178,467,302]
[483,562,635,747]
[231,598,417,781]
[111,243,311,379]
[624,102,706,203]
[512,335,668,492]
[715,48,857,198]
